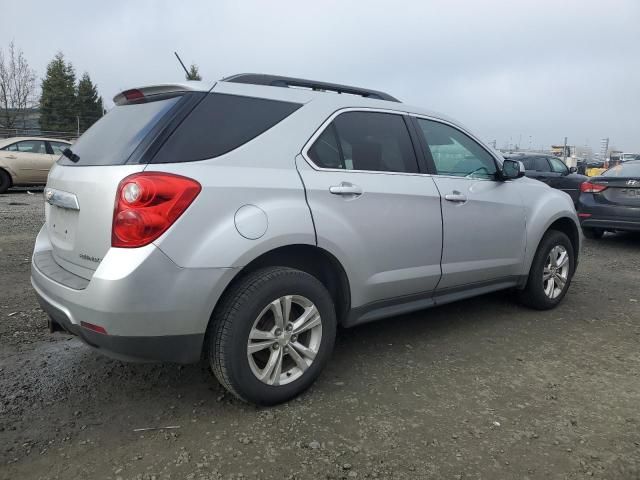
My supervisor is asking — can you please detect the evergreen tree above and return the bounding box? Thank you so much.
[186,64,202,81]
[76,73,103,132]
[39,53,76,133]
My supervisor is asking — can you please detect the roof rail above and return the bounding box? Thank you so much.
[220,73,400,102]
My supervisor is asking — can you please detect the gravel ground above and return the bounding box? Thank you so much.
[1,189,639,480]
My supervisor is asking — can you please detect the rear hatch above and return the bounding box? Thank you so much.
[45,87,204,278]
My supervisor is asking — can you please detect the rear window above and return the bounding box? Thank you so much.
[57,95,182,166]
[603,162,640,177]
[151,93,302,164]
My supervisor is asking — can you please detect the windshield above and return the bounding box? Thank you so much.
[57,95,182,166]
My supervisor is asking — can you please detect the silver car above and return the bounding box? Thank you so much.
[31,74,580,405]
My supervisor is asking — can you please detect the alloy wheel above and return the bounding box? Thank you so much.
[247,295,322,386]
[542,245,570,299]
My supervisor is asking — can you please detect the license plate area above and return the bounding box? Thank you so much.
[49,205,78,248]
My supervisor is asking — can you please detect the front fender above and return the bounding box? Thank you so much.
[522,184,581,274]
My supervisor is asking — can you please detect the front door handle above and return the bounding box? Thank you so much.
[444,192,467,203]
[4,155,17,159]
[329,183,363,196]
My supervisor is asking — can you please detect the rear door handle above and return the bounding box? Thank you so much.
[444,192,467,203]
[4,155,17,159]
[329,183,362,196]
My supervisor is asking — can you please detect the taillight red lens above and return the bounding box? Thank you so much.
[580,182,607,193]
[112,172,201,248]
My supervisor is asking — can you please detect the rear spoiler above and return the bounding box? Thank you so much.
[113,82,213,105]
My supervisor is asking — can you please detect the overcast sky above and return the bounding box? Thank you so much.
[2,0,639,152]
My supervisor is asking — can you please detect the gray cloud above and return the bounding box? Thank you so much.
[2,0,639,151]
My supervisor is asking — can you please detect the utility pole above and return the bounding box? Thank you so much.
[77,116,80,137]
[563,136,568,163]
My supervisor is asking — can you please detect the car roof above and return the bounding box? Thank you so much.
[116,77,462,127]
[0,137,71,147]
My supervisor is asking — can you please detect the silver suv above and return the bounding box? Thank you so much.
[31,74,580,405]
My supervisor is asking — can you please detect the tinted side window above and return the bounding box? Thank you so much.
[153,93,302,163]
[534,157,551,172]
[518,156,535,170]
[416,119,497,179]
[308,111,418,173]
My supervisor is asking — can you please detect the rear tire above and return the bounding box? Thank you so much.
[207,267,336,405]
[518,230,575,310]
[582,227,604,239]
[0,169,11,194]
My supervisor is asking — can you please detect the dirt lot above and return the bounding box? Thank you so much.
[1,189,639,480]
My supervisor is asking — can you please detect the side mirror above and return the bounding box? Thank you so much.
[569,166,578,174]
[501,159,525,180]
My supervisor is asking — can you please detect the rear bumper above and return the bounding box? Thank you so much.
[33,286,203,363]
[578,193,640,232]
[31,225,237,363]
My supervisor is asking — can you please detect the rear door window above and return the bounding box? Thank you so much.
[57,95,182,166]
[151,93,302,163]
[534,157,551,172]
[307,111,419,173]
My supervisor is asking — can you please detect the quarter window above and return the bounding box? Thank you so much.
[308,111,418,173]
[152,93,302,164]
[416,119,497,179]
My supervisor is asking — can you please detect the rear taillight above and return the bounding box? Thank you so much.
[122,89,145,101]
[112,172,201,248]
[580,182,607,193]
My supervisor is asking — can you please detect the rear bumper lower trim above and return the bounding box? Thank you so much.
[34,286,204,364]
[580,218,640,232]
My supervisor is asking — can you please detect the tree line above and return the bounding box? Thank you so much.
[0,42,104,136]
[1,42,204,138]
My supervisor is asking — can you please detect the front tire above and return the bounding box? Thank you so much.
[0,169,11,194]
[207,267,337,405]
[518,230,575,310]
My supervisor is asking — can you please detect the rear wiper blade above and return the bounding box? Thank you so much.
[62,147,80,163]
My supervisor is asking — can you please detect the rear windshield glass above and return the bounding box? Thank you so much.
[603,162,640,177]
[151,93,302,163]
[57,96,181,166]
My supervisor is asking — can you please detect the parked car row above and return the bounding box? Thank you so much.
[504,152,640,238]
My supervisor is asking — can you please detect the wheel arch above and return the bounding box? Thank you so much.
[524,214,581,281]
[210,244,352,327]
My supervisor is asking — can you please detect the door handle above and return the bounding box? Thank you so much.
[4,155,17,159]
[329,183,362,196]
[444,192,467,203]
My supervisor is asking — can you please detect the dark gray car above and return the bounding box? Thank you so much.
[504,153,588,204]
